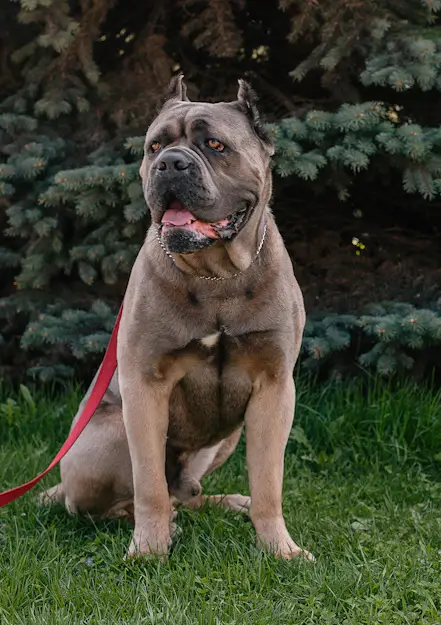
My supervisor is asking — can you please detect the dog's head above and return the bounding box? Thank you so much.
[139,75,274,254]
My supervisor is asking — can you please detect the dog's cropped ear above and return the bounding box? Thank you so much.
[237,79,274,156]
[167,73,190,102]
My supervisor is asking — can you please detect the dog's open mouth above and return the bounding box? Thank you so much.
[159,200,245,241]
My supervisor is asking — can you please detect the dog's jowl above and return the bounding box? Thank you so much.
[40,76,313,562]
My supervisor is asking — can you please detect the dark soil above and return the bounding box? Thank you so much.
[274,197,441,314]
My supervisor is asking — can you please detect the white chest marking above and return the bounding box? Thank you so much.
[200,332,221,348]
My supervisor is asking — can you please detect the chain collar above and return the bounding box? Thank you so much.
[155,223,267,281]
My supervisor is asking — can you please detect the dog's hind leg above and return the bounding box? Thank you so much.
[180,428,250,513]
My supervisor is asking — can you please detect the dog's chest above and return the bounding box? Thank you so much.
[165,328,283,450]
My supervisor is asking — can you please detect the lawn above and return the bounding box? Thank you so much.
[1,378,441,624]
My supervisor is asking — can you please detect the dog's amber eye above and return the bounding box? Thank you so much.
[206,138,225,152]
[150,141,161,152]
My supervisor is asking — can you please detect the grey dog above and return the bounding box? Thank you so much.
[40,76,312,562]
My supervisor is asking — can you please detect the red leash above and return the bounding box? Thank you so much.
[0,303,123,507]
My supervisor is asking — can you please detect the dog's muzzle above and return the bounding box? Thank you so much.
[148,148,250,254]
[157,200,248,254]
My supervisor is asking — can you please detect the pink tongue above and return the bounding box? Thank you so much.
[162,205,195,226]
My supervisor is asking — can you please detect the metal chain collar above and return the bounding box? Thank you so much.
[156,223,267,281]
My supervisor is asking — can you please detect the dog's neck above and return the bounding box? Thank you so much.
[166,206,268,280]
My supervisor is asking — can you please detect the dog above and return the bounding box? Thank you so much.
[41,76,312,561]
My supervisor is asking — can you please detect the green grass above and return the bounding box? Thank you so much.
[1,378,441,624]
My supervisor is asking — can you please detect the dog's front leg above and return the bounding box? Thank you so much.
[245,375,314,561]
[119,376,172,558]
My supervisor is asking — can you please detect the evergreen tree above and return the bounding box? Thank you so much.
[1,0,441,381]
[302,302,441,378]
[269,102,441,200]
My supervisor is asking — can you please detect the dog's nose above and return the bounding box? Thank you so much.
[157,150,192,172]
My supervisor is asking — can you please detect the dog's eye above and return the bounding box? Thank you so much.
[206,138,225,152]
[150,141,162,153]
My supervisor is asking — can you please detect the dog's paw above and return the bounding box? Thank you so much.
[259,537,315,562]
[191,493,251,513]
[272,540,315,562]
[125,525,172,562]
[254,518,315,562]
[37,484,65,507]
[221,494,251,513]
[125,536,172,562]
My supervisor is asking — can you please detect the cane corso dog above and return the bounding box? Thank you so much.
[41,76,312,561]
